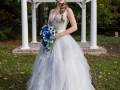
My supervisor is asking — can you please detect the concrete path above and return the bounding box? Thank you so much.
[12,42,107,55]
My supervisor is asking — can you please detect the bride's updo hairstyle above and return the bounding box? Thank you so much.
[59,2,68,23]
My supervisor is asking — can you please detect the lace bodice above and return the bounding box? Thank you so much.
[49,10,69,33]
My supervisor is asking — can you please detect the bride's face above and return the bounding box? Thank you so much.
[56,0,65,4]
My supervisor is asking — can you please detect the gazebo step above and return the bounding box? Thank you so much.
[78,42,107,55]
[12,42,107,55]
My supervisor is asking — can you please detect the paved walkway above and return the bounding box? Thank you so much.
[12,42,107,55]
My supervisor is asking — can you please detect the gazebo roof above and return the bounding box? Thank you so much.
[27,0,85,2]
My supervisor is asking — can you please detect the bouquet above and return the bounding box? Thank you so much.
[40,24,56,53]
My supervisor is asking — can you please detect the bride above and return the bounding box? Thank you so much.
[27,0,96,90]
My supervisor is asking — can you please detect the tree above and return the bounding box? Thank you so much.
[37,3,44,32]
[0,0,31,40]
[97,0,120,34]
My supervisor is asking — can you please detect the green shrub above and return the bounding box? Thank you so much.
[0,23,21,40]
[0,27,11,40]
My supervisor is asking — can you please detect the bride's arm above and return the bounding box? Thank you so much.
[48,13,51,24]
[56,8,77,39]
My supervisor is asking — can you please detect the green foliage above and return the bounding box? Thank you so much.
[0,0,32,40]
[71,32,120,44]
[98,0,114,24]
[45,3,56,10]
[70,1,120,34]
[70,1,120,25]
[0,0,21,40]
[0,0,21,23]
[98,0,120,24]
[0,23,21,40]
[0,27,11,40]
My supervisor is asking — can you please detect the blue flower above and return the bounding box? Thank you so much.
[43,36,47,41]
[42,40,47,47]
[51,31,55,36]
[43,31,47,36]
[44,47,49,53]
[40,24,56,53]
[46,32,51,39]
[43,27,47,32]
[48,26,53,31]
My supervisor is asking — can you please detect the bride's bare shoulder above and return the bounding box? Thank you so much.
[49,9,54,13]
[66,7,74,16]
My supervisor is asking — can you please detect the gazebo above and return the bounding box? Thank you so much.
[13,0,107,54]
[20,0,98,50]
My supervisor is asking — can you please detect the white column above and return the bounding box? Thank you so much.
[81,4,87,43]
[31,2,37,43]
[21,0,30,49]
[90,0,98,49]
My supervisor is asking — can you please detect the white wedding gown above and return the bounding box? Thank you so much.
[27,10,96,90]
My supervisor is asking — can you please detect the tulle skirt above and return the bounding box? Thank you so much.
[26,34,96,90]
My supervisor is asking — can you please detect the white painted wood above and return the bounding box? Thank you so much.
[36,3,41,8]
[20,0,98,50]
[27,0,84,2]
[90,0,98,49]
[77,2,87,43]
[21,0,30,49]
[81,4,87,43]
[86,0,91,3]
[76,2,83,8]
[31,2,37,43]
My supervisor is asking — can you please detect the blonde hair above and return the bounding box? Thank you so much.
[59,3,68,23]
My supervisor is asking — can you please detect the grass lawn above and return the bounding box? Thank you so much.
[72,34,120,44]
[0,36,120,90]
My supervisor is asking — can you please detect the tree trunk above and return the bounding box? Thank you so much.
[37,3,44,35]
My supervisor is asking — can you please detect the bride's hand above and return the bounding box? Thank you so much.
[55,33,63,39]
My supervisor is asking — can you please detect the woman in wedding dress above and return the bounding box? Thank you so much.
[27,0,96,90]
